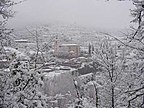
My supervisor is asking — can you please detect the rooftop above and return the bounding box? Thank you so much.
[60,44,79,47]
[15,39,28,43]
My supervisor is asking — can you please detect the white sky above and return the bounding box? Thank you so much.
[8,0,134,29]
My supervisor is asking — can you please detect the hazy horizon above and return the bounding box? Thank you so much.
[8,0,134,30]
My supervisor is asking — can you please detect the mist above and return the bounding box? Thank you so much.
[9,0,134,29]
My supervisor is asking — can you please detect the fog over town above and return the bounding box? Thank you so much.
[9,0,133,29]
[0,0,144,108]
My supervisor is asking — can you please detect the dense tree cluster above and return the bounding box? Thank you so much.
[0,1,47,108]
[0,59,47,108]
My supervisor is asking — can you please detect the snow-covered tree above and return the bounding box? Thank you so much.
[0,1,26,107]
[69,78,96,108]
[0,0,20,47]
[0,0,16,19]
[26,28,54,68]
[1,58,47,108]
[122,0,144,107]
[91,37,128,108]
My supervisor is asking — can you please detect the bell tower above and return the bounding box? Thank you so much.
[54,36,58,56]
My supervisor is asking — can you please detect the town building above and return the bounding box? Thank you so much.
[15,39,29,43]
[54,38,80,58]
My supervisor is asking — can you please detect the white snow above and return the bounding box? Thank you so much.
[15,39,28,43]
[60,44,78,46]
[4,47,30,60]
[87,81,103,88]
[43,71,62,79]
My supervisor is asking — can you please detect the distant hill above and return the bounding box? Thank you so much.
[13,23,130,47]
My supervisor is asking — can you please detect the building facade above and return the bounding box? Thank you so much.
[54,38,80,58]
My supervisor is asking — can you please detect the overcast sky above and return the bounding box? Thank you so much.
[8,0,134,29]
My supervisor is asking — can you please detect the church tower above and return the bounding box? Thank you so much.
[54,37,58,56]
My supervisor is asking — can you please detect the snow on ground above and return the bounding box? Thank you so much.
[43,67,76,79]
[87,81,103,88]
[4,47,30,60]
[78,73,93,80]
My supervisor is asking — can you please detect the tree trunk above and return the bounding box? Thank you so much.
[93,82,99,108]
[111,86,115,108]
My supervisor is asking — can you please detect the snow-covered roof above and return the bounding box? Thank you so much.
[60,44,79,46]
[87,81,103,88]
[43,68,76,79]
[0,59,7,62]
[44,72,61,78]
[78,73,93,78]
[15,39,28,43]
[28,50,46,55]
